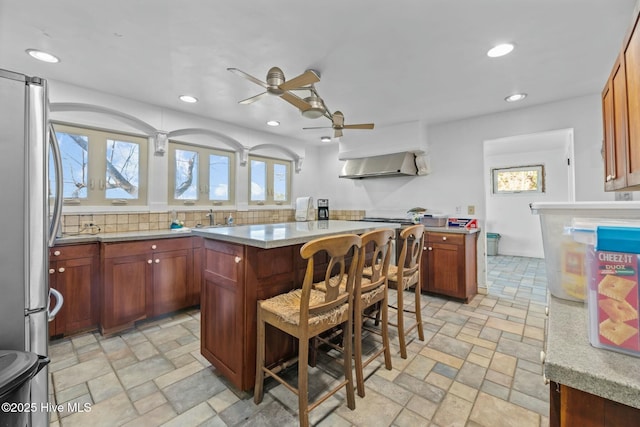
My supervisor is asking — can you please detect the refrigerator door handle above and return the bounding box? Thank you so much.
[48,287,64,321]
[48,123,63,247]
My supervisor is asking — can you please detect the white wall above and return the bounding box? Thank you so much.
[483,129,573,258]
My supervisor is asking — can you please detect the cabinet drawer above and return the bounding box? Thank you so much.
[51,243,98,260]
[103,237,193,258]
[427,232,464,245]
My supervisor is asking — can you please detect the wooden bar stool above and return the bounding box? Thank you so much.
[313,228,395,397]
[384,224,425,359]
[254,234,360,427]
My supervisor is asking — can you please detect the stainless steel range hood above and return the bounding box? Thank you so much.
[339,152,418,179]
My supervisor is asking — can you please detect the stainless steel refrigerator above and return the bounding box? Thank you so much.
[0,68,64,427]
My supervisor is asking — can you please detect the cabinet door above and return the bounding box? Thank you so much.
[602,54,628,190]
[151,248,191,316]
[102,252,149,332]
[56,256,98,334]
[426,242,463,298]
[625,18,640,186]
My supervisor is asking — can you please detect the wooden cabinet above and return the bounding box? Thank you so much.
[602,9,640,190]
[201,239,299,390]
[421,231,478,302]
[549,381,640,427]
[101,237,194,334]
[49,243,99,337]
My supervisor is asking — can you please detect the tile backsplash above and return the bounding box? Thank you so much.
[61,209,366,235]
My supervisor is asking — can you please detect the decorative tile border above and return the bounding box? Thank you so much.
[61,210,366,234]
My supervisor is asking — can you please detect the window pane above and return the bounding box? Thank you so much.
[209,154,229,201]
[55,131,88,199]
[492,165,543,194]
[106,139,139,199]
[273,163,287,201]
[251,160,266,201]
[175,149,198,200]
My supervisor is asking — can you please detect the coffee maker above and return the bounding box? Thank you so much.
[317,199,329,220]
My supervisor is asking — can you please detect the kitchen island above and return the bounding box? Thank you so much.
[545,296,640,426]
[191,220,400,391]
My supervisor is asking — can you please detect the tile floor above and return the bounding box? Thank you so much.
[48,255,549,427]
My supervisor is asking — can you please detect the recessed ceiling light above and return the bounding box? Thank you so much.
[487,43,514,58]
[179,95,198,103]
[266,120,280,127]
[505,93,527,102]
[320,136,331,143]
[25,49,60,63]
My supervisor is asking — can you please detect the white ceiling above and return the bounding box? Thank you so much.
[1,0,636,144]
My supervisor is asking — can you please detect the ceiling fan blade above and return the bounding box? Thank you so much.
[279,70,320,90]
[280,92,312,111]
[239,92,268,104]
[334,129,343,138]
[227,68,268,88]
[343,123,375,130]
[302,126,333,130]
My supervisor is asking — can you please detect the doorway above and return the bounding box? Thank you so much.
[483,129,575,258]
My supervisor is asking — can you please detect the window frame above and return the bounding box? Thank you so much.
[491,164,545,194]
[52,122,148,206]
[248,154,292,206]
[167,140,236,206]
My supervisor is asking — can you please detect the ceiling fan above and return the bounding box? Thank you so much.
[227,66,321,114]
[303,111,374,138]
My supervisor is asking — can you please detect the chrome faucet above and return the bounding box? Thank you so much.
[206,209,214,226]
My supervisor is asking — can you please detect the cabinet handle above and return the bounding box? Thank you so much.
[235,256,242,263]
[428,247,433,251]
[442,236,447,241]
[606,174,613,182]
[148,259,153,264]
[49,268,55,274]
[53,250,61,256]
[151,244,157,250]
[58,267,65,273]
[155,259,160,263]
[423,247,427,251]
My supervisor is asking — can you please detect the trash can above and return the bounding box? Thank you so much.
[487,233,501,256]
[0,350,49,427]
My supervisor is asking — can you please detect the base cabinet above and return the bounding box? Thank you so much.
[49,243,99,337]
[101,237,195,334]
[421,231,478,302]
[550,382,640,427]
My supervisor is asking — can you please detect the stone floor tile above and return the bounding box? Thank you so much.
[490,352,517,377]
[455,361,487,389]
[207,389,241,413]
[117,355,175,390]
[121,403,177,427]
[87,372,124,402]
[510,389,549,416]
[162,369,227,414]
[405,394,439,420]
[426,371,453,390]
[70,333,98,348]
[432,393,473,427]
[63,392,136,427]
[53,382,88,405]
[470,345,494,359]
[492,304,528,319]
[336,388,402,426]
[394,373,446,403]
[456,332,498,351]
[469,392,540,427]
[393,407,430,427]
[160,402,215,427]
[485,317,525,335]
[512,368,548,401]
[480,379,510,400]
[130,340,159,360]
[154,361,203,389]
[364,374,415,405]
[432,362,458,379]
[448,381,478,402]
[425,335,471,362]
[127,380,159,402]
[52,355,112,391]
[403,354,436,380]
[134,390,168,414]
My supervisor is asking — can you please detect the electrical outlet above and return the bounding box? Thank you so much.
[467,205,475,215]
[455,206,462,214]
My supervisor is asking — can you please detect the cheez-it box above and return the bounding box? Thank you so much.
[589,249,640,354]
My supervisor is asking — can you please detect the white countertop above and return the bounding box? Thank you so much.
[190,220,401,249]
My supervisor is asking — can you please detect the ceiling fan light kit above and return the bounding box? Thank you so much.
[229,66,375,138]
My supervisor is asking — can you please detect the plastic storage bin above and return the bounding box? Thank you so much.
[421,214,447,227]
[486,233,500,256]
[530,201,640,302]
[586,226,640,357]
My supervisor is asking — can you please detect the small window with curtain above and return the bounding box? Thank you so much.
[491,164,545,194]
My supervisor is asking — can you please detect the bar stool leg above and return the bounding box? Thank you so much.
[396,287,408,359]
[298,331,310,427]
[414,285,424,341]
[254,308,266,404]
